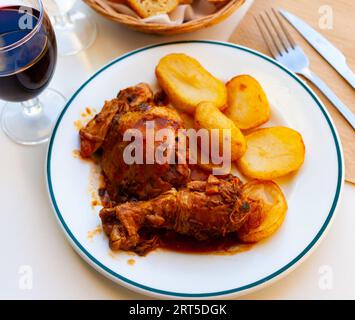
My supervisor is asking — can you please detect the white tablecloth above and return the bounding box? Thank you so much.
[1,0,354,299]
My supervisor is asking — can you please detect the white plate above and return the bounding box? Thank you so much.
[46,41,343,298]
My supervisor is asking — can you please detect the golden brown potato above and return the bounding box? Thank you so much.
[156,54,227,114]
[237,127,305,179]
[195,102,246,161]
[238,180,288,243]
[225,75,270,130]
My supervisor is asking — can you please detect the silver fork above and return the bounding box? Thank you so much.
[255,8,355,130]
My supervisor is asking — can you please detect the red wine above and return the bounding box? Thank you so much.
[0,6,57,102]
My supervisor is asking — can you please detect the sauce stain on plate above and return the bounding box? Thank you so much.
[87,163,104,209]
[127,259,136,266]
[72,149,81,158]
[87,225,102,241]
[74,107,97,131]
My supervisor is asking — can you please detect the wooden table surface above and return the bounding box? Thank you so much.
[230,0,355,183]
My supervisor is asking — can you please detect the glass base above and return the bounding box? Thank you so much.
[1,88,66,145]
[53,10,97,56]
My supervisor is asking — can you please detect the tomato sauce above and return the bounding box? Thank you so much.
[158,230,253,254]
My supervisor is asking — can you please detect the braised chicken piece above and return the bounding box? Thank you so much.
[100,175,260,255]
[101,105,190,202]
[80,83,190,202]
[79,83,153,158]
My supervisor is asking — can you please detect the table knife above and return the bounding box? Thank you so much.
[280,8,355,89]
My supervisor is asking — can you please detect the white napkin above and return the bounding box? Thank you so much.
[106,0,220,25]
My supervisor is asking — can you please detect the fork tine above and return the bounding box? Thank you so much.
[259,13,283,56]
[273,8,296,49]
[254,15,279,58]
[265,10,289,53]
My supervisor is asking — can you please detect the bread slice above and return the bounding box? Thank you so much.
[127,0,179,18]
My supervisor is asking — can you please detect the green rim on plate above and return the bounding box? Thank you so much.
[46,40,343,297]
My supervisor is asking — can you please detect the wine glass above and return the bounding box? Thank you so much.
[0,0,66,145]
[43,0,97,56]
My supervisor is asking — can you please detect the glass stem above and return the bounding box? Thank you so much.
[21,98,43,116]
[53,12,72,28]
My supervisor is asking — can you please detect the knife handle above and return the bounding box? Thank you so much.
[300,69,355,130]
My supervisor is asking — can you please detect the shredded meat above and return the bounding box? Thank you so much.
[100,175,260,255]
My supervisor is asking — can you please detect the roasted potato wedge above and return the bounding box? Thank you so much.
[225,75,270,130]
[195,102,246,161]
[156,54,227,114]
[238,180,288,243]
[237,127,305,179]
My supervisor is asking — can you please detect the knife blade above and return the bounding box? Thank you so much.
[279,8,355,89]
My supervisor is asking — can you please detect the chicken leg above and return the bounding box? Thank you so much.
[100,175,260,255]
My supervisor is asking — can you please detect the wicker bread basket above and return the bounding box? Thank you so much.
[83,0,245,35]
